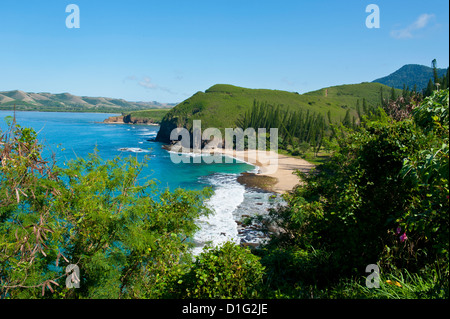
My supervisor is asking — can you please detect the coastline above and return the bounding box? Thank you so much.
[101,121,159,126]
[211,148,315,194]
[166,145,315,194]
[164,145,314,250]
[102,115,160,125]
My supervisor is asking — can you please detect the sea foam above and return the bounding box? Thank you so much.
[118,147,151,153]
[192,173,245,255]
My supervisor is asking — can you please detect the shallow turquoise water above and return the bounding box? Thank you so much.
[0,110,274,252]
[0,111,254,191]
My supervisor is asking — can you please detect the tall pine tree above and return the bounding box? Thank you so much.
[390,86,396,101]
[432,59,439,84]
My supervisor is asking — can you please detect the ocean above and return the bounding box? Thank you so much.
[0,111,281,254]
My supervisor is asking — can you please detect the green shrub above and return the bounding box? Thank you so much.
[261,89,449,297]
[176,242,264,299]
[256,246,338,298]
[399,89,449,267]
[322,266,449,299]
[0,121,212,299]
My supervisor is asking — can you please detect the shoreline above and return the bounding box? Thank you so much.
[216,148,315,194]
[102,115,161,126]
[100,121,160,126]
[166,145,315,194]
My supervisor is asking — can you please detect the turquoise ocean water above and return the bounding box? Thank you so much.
[0,111,276,253]
[0,111,253,190]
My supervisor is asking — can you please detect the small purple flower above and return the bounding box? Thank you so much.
[400,232,407,243]
[396,227,401,235]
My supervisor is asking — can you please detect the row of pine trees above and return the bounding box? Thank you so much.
[236,100,328,155]
[236,61,449,157]
[236,97,383,155]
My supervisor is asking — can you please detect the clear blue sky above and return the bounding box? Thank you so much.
[1,0,448,103]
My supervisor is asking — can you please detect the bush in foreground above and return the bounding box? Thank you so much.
[0,119,212,299]
[175,242,264,299]
[258,89,449,298]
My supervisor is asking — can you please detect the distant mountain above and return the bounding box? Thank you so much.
[0,90,176,113]
[372,64,448,91]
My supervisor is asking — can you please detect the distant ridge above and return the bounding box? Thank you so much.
[372,64,448,90]
[0,90,177,113]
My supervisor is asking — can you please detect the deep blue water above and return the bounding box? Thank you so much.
[0,111,264,252]
[0,111,254,191]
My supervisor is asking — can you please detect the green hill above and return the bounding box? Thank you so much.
[155,82,401,144]
[372,64,448,91]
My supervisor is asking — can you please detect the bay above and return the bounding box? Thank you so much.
[0,111,254,191]
[0,110,269,252]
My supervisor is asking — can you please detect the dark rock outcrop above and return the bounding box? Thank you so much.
[155,116,181,144]
[236,173,277,192]
[103,115,158,125]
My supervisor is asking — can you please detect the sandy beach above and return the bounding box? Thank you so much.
[213,148,315,193]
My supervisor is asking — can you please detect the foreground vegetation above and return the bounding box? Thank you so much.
[1,86,448,299]
[0,120,213,298]
[256,88,448,298]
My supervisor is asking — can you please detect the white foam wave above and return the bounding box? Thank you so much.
[138,131,158,137]
[192,174,245,255]
[118,147,151,153]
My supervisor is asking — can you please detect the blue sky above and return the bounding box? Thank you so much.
[0,0,448,103]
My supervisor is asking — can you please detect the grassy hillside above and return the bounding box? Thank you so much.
[0,90,176,113]
[305,82,396,107]
[156,82,402,143]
